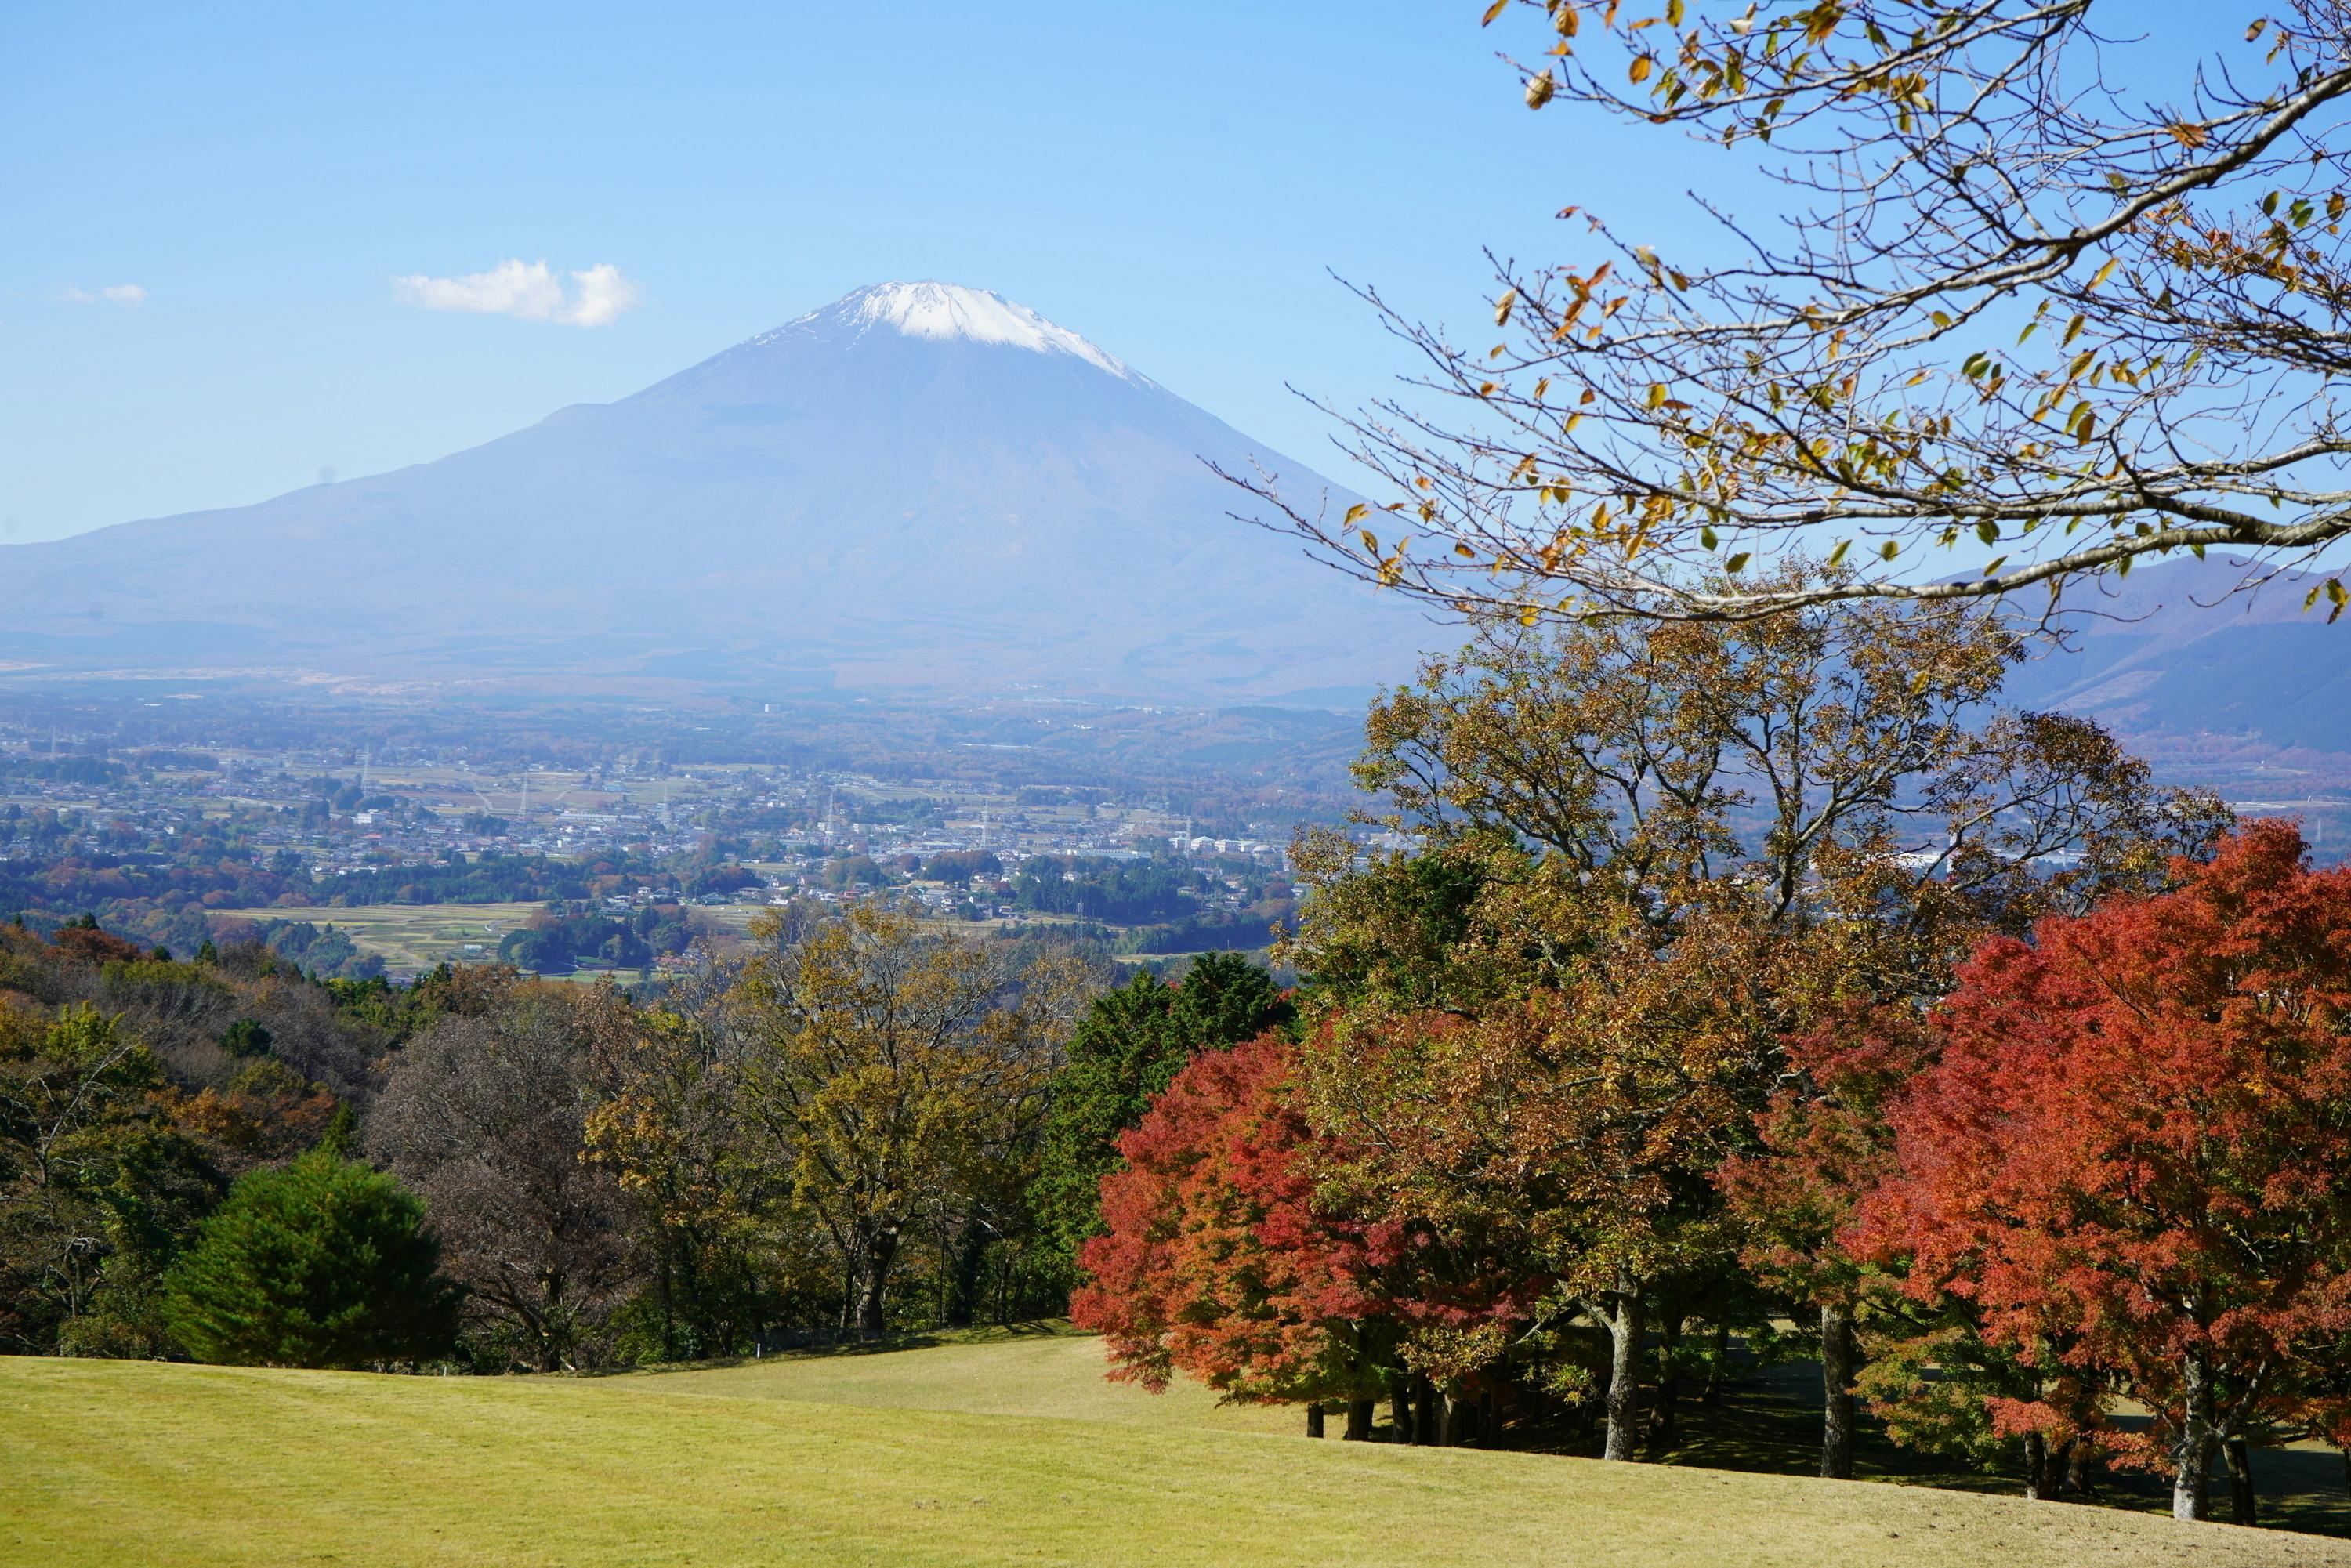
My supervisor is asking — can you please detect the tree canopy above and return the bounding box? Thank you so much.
[162,1145,458,1369]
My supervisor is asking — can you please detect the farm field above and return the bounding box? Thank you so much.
[5,1331,2347,1568]
[249,899,784,974]
[243,902,553,971]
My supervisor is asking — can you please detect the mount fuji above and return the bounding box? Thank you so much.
[0,282,1430,705]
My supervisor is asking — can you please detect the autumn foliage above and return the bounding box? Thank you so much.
[1070,1032,1401,1409]
[1859,820,2351,1517]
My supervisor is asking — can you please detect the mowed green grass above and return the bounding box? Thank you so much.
[5,1334,2349,1568]
[618,1324,1299,1433]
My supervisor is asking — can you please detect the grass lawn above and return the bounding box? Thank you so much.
[7,1331,2351,1567]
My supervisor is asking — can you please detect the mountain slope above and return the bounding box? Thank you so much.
[1998,558,2351,752]
[0,282,1429,705]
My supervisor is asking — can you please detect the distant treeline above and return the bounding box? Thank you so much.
[495,904,701,976]
[321,853,658,907]
[213,918,384,982]
[1112,900,1293,957]
[1010,856,1201,924]
[0,756,124,785]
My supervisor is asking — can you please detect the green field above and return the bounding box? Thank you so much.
[5,1330,2344,1567]
[254,900,785,975]
[245,901,549,970]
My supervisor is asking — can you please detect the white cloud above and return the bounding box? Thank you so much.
[391,259,642,327]
[565,263,642,328]
[56,284,147,307]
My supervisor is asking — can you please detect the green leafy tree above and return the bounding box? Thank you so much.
[163,1146,458,1367]
[727,903,1085,1334]
[1032,953,1295,1271]
[0,1004,220,1356]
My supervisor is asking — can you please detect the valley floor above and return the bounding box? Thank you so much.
[5,1329,2346,1567]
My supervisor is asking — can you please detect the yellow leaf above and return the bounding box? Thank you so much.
[1629,54,1655,84]
[1525,70,1557,108]
[1646,382,1668,408]
[1494,288,1518,326]
[1483,0,1509,24]
[1343,503,1369,526]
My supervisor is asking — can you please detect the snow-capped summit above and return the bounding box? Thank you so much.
[767,281,1139,380]
[0,277,1428,704]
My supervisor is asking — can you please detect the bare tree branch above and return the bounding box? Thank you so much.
[1241,0,2351,625]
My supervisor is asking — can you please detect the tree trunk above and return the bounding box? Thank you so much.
[1701,1320,1730,1407]
[1650,1316,1682,1450]
[1306,1403,1325,1439]
[853,1226,900,1335]
[2067,1438,2099,1501]
[1390,1381,1413,1443]
[1820,1302,1855,1481]
[2172,1351,2215,1522]
[1413,1376,1440,1447]
[1440,1389,1466,1447]
[944,1221,985,1329]
[2226,1436,2258,1527]
[658,1250,677,1362]
[1603,1276,1643,1462]
[1345,1399,1375,1441]
[2022,1430,2049,1501]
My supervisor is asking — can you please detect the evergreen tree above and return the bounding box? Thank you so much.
[1031,952,1293,1270]
[163,1146,458,1368]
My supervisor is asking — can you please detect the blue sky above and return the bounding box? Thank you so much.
[4,1,2231,545]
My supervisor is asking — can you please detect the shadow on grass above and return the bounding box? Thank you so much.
[1487,1342,2351,1539]
[578,1318,1078,1381]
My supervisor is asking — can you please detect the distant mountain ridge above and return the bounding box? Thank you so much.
[0,282,1429,707]
[2000,558,2351,757]
[8,287,2345,759]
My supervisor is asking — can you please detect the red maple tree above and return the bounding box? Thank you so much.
[1069,1031,1413,1429]
[1857,821,2351,1521]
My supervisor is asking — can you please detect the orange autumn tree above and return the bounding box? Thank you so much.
[1070,1034,1391,1432]
[1858,821,2351,1523]
[1072,1031,1483,1439]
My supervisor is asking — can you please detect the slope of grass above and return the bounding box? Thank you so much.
[618,1322,1299,1434]
[623,1324,2351,1535]
[8,1345,2351,1568]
